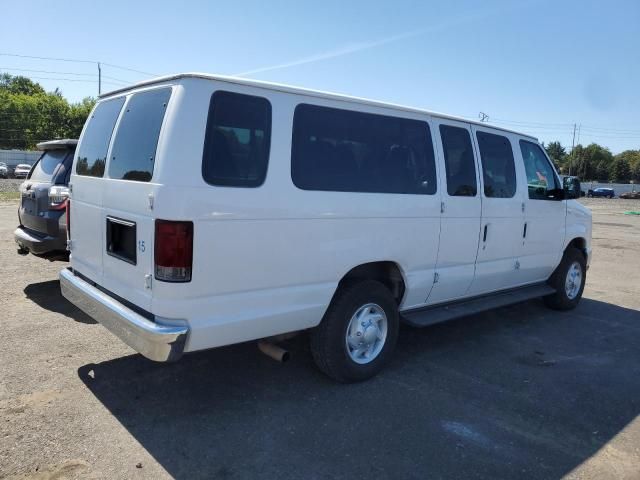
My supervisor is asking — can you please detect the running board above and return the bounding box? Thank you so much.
[401,284,556,328]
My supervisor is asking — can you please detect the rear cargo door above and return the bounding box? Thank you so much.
[71,97,126,284]
[100,87,172,312]
[20,150,70,235]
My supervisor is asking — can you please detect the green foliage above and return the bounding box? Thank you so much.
[0,74,96,150]
[609,157,632,183]
[0,73,46,96]
[549,141,638,183]
[545,141,566,166]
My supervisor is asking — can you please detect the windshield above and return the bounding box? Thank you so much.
[28,151,66,182]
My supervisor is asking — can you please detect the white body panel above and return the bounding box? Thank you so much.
[68,74,592,354]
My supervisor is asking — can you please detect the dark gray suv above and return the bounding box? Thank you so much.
[14,139,77,260]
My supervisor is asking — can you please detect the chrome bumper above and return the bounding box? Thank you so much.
[59,268,188,362]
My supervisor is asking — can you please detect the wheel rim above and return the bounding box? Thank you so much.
[345,303,388,364]
[565,261,583,300]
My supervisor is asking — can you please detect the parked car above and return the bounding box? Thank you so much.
[13,163,33,179]
[620,191,640,199]
[60,74,592,382]
[0,162,7,178]
[14,139,77,260]
[587,187,615,198]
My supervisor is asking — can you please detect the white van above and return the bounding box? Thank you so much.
[60,74,592,382]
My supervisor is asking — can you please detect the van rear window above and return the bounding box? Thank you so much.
[76,97,125,177]
[202,91,272,187]
[108,88,172,182]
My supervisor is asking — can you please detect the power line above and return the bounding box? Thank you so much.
[0,66,96,77]
[100,62,156,77]
[0,72,124,86]
[0,52,156,77]
[0,52,95,64]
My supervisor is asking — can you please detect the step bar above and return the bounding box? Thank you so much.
[401,283,556,328]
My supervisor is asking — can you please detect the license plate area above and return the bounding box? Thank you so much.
[106,216,137,265]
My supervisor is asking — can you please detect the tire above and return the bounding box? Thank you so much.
[544,247,586,311]
[310,280,399,383]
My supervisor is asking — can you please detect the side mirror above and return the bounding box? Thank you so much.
[563,176,581,200]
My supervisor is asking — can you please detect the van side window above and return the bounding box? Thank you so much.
[291,104,436,195]
[439,125,477,196]
[202,91,272,187]
[519,140,560,200]
[109,87,172,182]
[76,97,125,177]
[476,131,517,198]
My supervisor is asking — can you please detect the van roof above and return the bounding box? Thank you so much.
[100,73,538,141]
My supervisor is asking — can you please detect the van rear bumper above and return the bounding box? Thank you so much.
[59,268,188,362]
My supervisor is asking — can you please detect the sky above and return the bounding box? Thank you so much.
[1,0,639,153]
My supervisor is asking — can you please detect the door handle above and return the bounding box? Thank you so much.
[523,222,528,239]
[483,224,488,242]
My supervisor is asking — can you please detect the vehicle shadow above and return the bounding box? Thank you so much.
[77,298,640,479]
[24,280,96,324]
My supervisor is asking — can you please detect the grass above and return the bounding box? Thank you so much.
[0,191,20,202]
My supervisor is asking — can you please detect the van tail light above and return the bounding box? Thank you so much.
[154,220,193,282]
[49,185,69,210]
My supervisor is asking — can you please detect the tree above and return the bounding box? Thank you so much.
[609,158,632,183]
[0,73,46,96]
[631,161,640,183]
[545,141,566,167]
[569,143,614,181]
[0,74,95,150]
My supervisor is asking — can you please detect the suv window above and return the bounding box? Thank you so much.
[28,150,67,183]
[76,97,125,177]
[202,91,272,187]
[519,140,559,200]
[476,131,517,198]
[292,104,437,194]
[108,87,172,182]
[439,125,477,196]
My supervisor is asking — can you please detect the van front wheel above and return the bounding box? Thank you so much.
[310,280,399,383]
[544,247,586,310]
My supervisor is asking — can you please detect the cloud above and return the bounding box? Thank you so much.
[233,4,532,77]
[234,29,426,76]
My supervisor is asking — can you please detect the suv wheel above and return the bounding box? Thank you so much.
[544,248,586,311]
[310,280,399,383]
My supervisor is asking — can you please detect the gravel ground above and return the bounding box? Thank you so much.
[0,198,639,479]
[0,179,23,193]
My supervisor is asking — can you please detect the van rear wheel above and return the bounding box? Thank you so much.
[310,280,399,383]
[544,247,586,311]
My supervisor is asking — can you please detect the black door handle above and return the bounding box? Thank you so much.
[483,224,488,242]
[523,222,528,238]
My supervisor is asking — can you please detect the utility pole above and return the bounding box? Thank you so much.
[569,123,577,176]
[97,62,102,95]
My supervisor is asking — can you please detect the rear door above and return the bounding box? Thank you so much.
[71,97,125,284]
[100,87,172,311]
